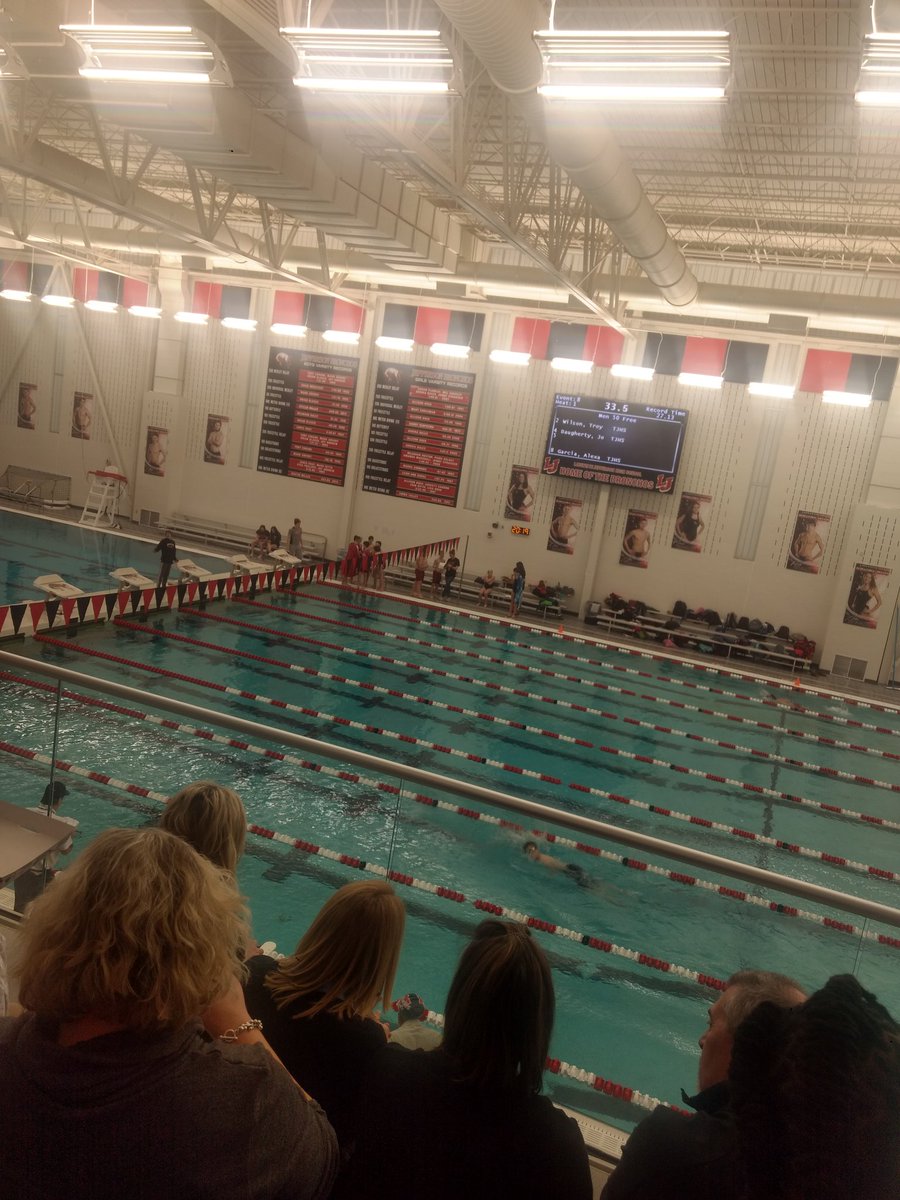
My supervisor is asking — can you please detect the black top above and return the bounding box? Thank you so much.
[333,1044,592,1200]
[243,955,386,1149]
[154,537,177,563]
[603,1081,740,1200]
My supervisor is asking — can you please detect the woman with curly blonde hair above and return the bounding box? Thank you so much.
[0,827,337,1200]
[160,780,247,875]
[244,879,405,1150]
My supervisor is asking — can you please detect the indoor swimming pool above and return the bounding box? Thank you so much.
[1,510,899,1130]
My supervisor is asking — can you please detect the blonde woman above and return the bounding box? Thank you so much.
[244,880,405,1149]
[0,828,337,1199]
[160,780,247,875]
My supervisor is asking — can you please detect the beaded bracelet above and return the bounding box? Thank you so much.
[219,1019,263,1043]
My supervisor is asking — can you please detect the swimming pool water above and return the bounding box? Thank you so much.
[1,513,899,1129]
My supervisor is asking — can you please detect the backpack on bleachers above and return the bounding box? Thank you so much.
[775,624,790,640]
[672,599,687,618]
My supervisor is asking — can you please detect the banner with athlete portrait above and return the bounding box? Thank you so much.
[620,509,657,568]
[504,465,538,522]
[204,413,229,465]
[671,491,711,553]
[844,563,890,629]
[144,426,169,477]
[71,391,93,440]
[547,496,582,555]
[786,510,830,574]
[17,382,37,430]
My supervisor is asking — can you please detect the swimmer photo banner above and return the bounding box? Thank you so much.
[17,382,36,430]
[620,509,657,568]
[504,465,538,523]
[844,563,890,629]
[204,414,229,466]
[144,426,168,477]
[362,361,474,507]
[71,391,93,440]
[547,496,582,555]
[786,510,830,575]
[257,347,359,486]
[672,491,711,554]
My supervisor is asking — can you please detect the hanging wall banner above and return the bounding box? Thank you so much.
[362,361,474,506]
[144,426,168,477]
[71,391,93,440]
[17,382,36,429]
[204,414,229,465]
[786,510,830,574]
[257,347,359,486]
[620,509,657,568]
[547,496,582,554]
[504,465,538,522]
[844,563,890,629]
[672,491,711,553]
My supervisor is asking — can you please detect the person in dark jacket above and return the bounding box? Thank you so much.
[153,529,177,586]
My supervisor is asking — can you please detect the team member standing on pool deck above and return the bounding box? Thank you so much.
[412,550,428,597]
[508,561,526,615]
[153,530,177,587]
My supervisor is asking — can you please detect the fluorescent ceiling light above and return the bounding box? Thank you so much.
[856,33,900,105]
[611,363,654,380]
[551,356,593,373]
[41,294,75,308]
[431,342,470,358]
[489,349,531,366]
[84,299,118,313]
[823,390,872,408]
[270,322,307,337]
[748,381,795,399]
[0,289,32,302]
[221,316,257,331]
[174,310,208,325]
[679,372,723,389]
[282,28,456,95]
[61,25,232,86]
[376,335,414,351]
[323,329,360,344]
[128,305,161,319]
[534,29,730,101]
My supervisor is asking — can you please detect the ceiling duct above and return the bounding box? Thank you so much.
[431,0,698,308]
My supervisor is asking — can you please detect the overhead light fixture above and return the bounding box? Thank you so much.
[611,363,654,381]
[376,335,414,351]
[551,356,593,373]
[129,305,162,319]
[221,316,257,332]
[41,294,75,308]
[748,381,795,399]
[0,289,32,302]
[856,33,900,105]
[431,342,470,358]
[678,372,723,389]
[281,28,456,95]
[823,390,872,408]
[61,25,232,86]
[534,29,730,100]
[270,322,307,337]
[84,299,119,313]
[174,310,208,325]
[323,329,360,345]
[489,349,531,366]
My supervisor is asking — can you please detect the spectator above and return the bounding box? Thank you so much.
[268,525,282,550]
[389,992,442,1050]
[153,529,177,587]
[371,541,385,590]
[412,550,428,598]
[14,782,77,914]
[604,969,807,1200]
[477,568,496,606]
[508,561,526,615]
[288,517,304,559]
[0,827,337,1200]
[159,781,246,875]
[360,538,374,588]
[730,973,899,1200]
[244,880,405,1150]
[341,534,362,585]
[335,920,591,1200]
[443,552,460,597]
[431,554,445,598]
[249,525,270,558]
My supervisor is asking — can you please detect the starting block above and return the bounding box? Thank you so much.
[268,548,302,566]
[176,559,212,581]
[109,567,155,590]
[228,555,255,574]
[33,574,84,599]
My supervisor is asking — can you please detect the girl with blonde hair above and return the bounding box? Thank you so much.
[160,780,247,874]
[244,879,405,1149]
[0,827,337,1200]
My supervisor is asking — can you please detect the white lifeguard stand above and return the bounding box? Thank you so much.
[80,468,128,528]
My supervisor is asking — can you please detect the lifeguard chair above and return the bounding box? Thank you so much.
[80,468,128,528]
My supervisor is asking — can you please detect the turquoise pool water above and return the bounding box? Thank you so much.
[1,511,899,1129]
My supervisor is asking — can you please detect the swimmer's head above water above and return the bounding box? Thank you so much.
[523,841,539,858]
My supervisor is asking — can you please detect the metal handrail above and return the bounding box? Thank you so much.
[3,647,899,930]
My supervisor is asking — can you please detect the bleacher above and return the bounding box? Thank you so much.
[383,560,574,619]
[165,513,327,562]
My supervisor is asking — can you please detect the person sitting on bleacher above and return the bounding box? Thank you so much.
[477,568,497,606]
[249,525,270,558]
[0,827,338,1200]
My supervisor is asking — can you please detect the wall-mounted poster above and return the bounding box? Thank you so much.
[17,382,36,430]
[504,465,537,522]
[672,491,711,553]
[844,563,890,629]
[362,361,475,506]
[547,496,582,554]
[786,510,830,574]
[144,426,169,477]
[204,414,229,465]
[620,509,657,568]
[71,391,93,440]
[257,347,359,486]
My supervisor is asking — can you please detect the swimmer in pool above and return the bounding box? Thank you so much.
[523,840,592,888]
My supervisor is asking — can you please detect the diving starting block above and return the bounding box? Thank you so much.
[268,548,302,566]
[109,567,155,590]
[33,574,84,600]
[228,555,255,574]
[176,559,212,581]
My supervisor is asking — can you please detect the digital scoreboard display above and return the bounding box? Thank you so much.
[542,394,689,494]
